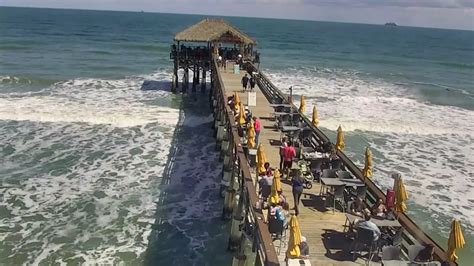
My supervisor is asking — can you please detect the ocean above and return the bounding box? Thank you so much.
[0,6,472,265]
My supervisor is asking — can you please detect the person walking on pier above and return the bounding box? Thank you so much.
[282,141,296,179]
[279,137,288,171]
[249,76,256,91]
[291,171,305,216]
[253,116,261,145]
[241,74,249,91]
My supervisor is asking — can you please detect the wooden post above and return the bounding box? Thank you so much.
[201,68,206,93]
[228,189,244,251]
[192,64,197,93]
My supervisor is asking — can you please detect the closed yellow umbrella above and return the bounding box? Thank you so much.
[234,92,241,112]
[447,219,465,262]
[256,143,267,174]
[299,95,305,113]
[286,215,302,258]
[268,179,279,205]
[237,102,246,125]
[394,175,408,213]
[362,147,373,179]
[335,125,345,151]
[312,105,319,127]
[247,119,256,148]
[273,169,282,192]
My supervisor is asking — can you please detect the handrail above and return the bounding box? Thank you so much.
[244,62,453,265]
[212,58,280,266]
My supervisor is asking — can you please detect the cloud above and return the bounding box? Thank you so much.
[1,0,473,30]
[251,0,474,9]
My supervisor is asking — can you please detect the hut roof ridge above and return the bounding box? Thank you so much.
[174,18,256,45]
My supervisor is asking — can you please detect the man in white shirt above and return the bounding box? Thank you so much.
[356,212,381,241]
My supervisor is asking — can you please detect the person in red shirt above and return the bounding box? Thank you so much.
[253,116,261,145]
[282,141,296,179]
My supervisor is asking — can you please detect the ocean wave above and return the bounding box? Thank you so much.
[437,61,474,70]
[0,69,180,264]
[267,69,474,135]
[267,68,474,229]
[0,70,178,127]
[0,75,61,87]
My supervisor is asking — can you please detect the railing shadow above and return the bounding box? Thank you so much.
[143,94,231,265]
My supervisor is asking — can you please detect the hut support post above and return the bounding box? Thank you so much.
[192,64,197,93]
[201,68,206,93]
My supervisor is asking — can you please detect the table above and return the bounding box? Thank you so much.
[320,178,365,187]
[382,261,441,266]
[320,177,365,196]
[345,213,402,228]
[286,258,311,266]
[302,152,330,160]
[281,126,300,132]
[270,103,292,108]
[273,112,291,116]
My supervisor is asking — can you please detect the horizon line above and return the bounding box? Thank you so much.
[1,5,473,32]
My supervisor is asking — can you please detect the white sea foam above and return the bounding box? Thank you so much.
[267,68,474,231]
[0,70,180,264]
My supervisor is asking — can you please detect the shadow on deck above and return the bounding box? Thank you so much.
[143,93,231,265]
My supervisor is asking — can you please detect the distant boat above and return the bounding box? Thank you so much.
[385,22,397,26]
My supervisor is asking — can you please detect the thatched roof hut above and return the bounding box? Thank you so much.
[174,18,256,45]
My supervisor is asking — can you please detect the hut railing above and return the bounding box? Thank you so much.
[244,62,453,265]
[212,58,280,266]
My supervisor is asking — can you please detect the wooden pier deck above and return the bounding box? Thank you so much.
[218,67,379,266]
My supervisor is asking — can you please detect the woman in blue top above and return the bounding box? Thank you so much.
[292,171,305,216]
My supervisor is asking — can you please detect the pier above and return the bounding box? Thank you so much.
[169,19,457,266]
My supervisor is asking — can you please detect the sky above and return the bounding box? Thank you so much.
[1,0,473,30]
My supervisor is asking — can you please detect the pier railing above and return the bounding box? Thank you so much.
[245,62,454,265]
[211,59,280,266]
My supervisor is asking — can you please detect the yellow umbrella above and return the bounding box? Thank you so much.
[268,179,279,205]
[299,95,305,113]
[234,92,241,112]
[362,147,373,179]
[394,175,408,213]
[256,144,267,174]
[247,119,256,148]
[286,215,302,258]
[447,219,465,262]
[273,169,282,192]
[335,125,345,151]
[312,105,319,127]
[237,102,246,125]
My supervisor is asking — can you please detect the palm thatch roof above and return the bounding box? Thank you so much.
[174,18,256,45]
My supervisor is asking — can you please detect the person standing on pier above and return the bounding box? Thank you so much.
[253,116,261,145]
[241,74,249,91]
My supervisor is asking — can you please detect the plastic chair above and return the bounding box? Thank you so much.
[351,186,368,200]
[268,216,284,238]
[381,246,402,265]
[291,114,301,126]
[331,159,342,169]
[337,171,352,179]
[407,245,425,262]
[327,184,346,213]
[352,227,379,264]
[309,160,323,181]
[299,128,313,144]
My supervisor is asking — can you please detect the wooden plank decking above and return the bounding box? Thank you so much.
[218,67,380,266]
